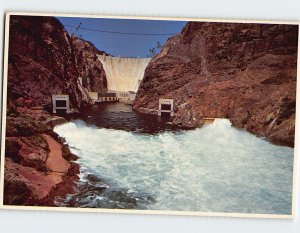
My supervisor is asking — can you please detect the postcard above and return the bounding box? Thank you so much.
[0,12,299,218]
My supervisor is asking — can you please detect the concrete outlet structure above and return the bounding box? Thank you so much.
[116,91,137,103]
[88,92,99,102]
[88,92,118,103]
[98,92,118,102]
[203,118,217,124]
[88,91,136,104]
[158,99,174,117]
[203,118,229,124]
[52,95,70,114]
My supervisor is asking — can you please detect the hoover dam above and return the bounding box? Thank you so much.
[98,54,151,92]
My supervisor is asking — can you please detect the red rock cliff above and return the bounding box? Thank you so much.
[71,36,108,93]
[4,15,109,206]
[7,15,107,109]
[134,22,298,146]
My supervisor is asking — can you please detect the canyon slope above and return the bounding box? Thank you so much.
[4,16,108,205]
[7,15,107,110]
[134,22,298,146]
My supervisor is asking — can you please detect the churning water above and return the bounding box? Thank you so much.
[54,105,294,214]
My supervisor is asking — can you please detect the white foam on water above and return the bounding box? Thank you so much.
[54,119,294,214]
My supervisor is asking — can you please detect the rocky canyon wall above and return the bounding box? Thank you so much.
[134,22,299,146]
[72,36,108,93]
[98,55,151,92]
[7,15,107,110]
[4,15,108,206]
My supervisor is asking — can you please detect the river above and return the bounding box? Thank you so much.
[54,102,294,214]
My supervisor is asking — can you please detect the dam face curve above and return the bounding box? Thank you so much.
[98,55,151,92]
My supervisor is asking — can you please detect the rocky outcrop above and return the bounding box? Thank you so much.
[72,36,108,92]
[134,22,298,146]
[4,107,79,206]
[7,15,107,110]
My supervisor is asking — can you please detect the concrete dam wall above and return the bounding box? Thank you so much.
[98,55,151,92]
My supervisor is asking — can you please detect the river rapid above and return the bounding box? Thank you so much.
[54,103,294,214]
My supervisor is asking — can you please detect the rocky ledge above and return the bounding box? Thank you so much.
[134,22,298,147]
[4,105,79,206]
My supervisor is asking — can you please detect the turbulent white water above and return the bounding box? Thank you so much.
[54,119,294,214]
[97,55,151,92]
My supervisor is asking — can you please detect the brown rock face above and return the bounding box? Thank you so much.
[72,36,108,92]
[134,22,298,146]
[4,16,109,206]
[4,108,79,206]
[7,15,107,109]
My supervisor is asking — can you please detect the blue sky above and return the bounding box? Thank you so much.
[57,17,187,58]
